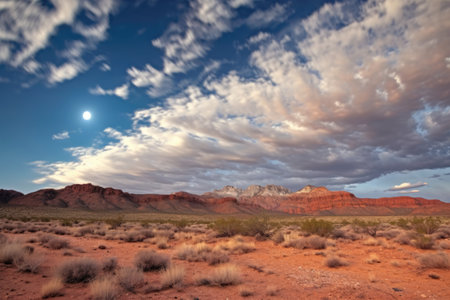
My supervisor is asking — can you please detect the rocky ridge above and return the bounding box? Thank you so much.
[3,183,450,215]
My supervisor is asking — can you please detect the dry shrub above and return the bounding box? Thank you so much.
[205,249,230,265]
[390,260,402,267]
[283,235,326,250]
[121,231,145,242]
[56,257,100,283]
[221,238,255,254]
[118,267,146,292]
[325,256,348,268]
[376,229,402,240]
[47,237,70,250]
[156,237,169,249]
[41,278,64,298]
[102,257,118,273]
[413,235,435,250]
[77,226,95,236]
[418,252,450,269]
[366,253,381,264]
[239,286,254,297]
[271,231,285,244]
[0,242,26,264]
[90,277,119,300]
[439,241,450,250]
[160,265,185,289]
[135,250,170,272]
[362,237,379,246]
[0,233,7,244]
[394,231,416,245]
[174,242,213,262]
[196,264,241,286]
[15,253,44,273]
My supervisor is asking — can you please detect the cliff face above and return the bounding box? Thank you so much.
[5,183,450,215]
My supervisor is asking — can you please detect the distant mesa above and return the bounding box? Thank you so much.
[2,183,449,216]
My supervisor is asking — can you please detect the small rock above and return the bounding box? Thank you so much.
[421,294,427,298]
[392,288,403,292]
[98,245,106,249]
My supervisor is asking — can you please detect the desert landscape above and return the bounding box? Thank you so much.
[1,184,449,299]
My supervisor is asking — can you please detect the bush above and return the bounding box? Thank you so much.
[213,218,245,237]
[15,253,44,273]
[0,242,26,264]
[160,265,185,289]
[56,258,100,283]
[102,257,118,273]
[41,278,64,298]
[413,234,434,250]
[206,250,230,265]
[244,215,271,237]
[90,277,119,300]
[366,253,381,264]
[412,217,441,235]
[418,252,450,269]
[197,264,241,286]
[135,250,170,272]
[351,219,380,237]
[325,256,348,268]
[283,235,327,250]
[47,237,70,250]
[301,219,334,237]
[118,267,145,292]
[105,216,123,229]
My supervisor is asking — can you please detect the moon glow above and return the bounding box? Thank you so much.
[82,111,91,120]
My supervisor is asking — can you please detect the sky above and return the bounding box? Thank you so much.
[0,0,449,201]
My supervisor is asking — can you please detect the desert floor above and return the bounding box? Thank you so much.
[0,217,449,300]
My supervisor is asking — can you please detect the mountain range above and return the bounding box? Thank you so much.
[1,183,449,215]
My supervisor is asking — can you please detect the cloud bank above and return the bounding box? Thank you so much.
[34,0,450,194]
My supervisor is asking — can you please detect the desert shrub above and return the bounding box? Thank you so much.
[439,241,450,249]
[213,217,245,237]
[411,217,441,235]
[325,256,348,268]
[78,226,95,236]
[206,249,230,265]
[271,231,285,244]
[41,278,64,298]
[56,257,100,283]
[221,238,256,254]
[15,253,44,273]
[47,237,70,250]
[135,250,170,272]
[283,235,326,250]
[118,267,146,292]
[60,219,73,227]
[433,224,450,239]
[351,219,381,237]
[197,264,241,286]
[244,215,271,238]
[102,257,118,273]
[175,244,197,261]
[0,233,7,244]
[301,219,334,237]
[390,218,410,229]
[105,216,123,229]
[160,265,185,289]
[140,229,155,239]
[418,252,450,269]
[156,237,169,249]
[376,229,402,240]
[393,231,416,245]
[0,242,26,264]
[413,234,435,250]
[121,231,145,243]
[362,237,379,246]
[90,277,119,300]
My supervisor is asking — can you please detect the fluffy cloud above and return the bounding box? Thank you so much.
[52,131,70,140]
[388,182,428,191]
[0,0,116,83]
[35,0,450,194]
[89,83,129,100]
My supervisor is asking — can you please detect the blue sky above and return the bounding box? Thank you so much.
[1,0,449,201]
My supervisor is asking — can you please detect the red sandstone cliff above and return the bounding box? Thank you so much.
[4,183,450,215]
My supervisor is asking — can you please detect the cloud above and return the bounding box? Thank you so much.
[129,0,254,96]
[52,131,70,140]
[0,0,117,83]
[247,32,271,45]
[398,189,420,194]
[388,182,428,191]
[100,63,111,71]
[34,1,450,194]
[246,3,289,28]
[90,83,129,100]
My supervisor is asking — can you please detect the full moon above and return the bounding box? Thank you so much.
[82,111,91,120]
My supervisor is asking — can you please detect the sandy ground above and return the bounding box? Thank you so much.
[1,229,449,300]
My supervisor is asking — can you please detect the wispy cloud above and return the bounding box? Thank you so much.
[89,83,129,100]
[388,182,428,191]
[0,0,117,84]
[34,1,450,194]
[246,3,289,28]
[52,131,70,140]
[398,189,420,194]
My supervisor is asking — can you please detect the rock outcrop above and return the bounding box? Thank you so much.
[4,183,450,215]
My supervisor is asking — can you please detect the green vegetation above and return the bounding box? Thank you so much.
[300,218,334,237]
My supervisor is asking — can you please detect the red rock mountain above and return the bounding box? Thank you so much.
[3,183,450,215]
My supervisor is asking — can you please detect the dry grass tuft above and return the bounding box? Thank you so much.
[135,250,170,272]
[362,237,379,246]
[56,257,100,283]
[47,237,70,250]
[239,286,254,297]
[325,256,348,268]
[15,253,44,273]
[418,252,450,269]
[117,267,146,292]
[196,264,242,286]
[102,257,118,273]
[160,265,185,289]
[0,242,26,264]
[90,277,119,300]
[41,278,64,298]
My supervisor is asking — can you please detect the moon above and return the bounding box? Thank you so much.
[82,111,91,120]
